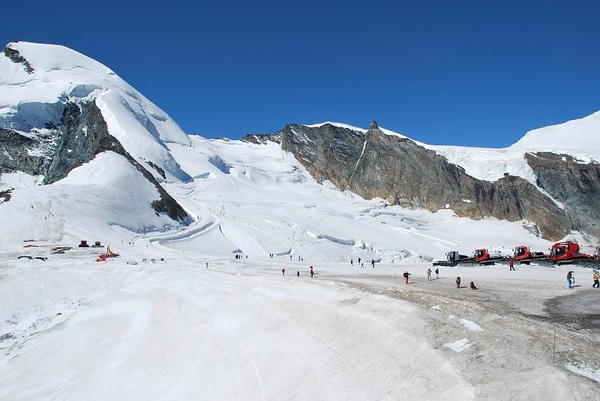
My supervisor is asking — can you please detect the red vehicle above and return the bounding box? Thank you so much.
[549,241,593,265]
[513,246,548,265]
[473,248,505,265]
[474,248,490,262]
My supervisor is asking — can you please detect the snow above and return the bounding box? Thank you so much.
[443,338,473,353]
[1,42,600,400]
[304,121,367,132]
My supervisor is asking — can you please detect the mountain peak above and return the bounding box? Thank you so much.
[1,41,191,182]
[2,41,113,77]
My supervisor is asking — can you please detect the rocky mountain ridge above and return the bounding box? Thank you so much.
[244,121,599,241]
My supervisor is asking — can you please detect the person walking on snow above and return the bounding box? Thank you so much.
[567,270,574,289]
[403,271,411,284]
[435,267,439,279]
[427,268,432,281]
[592,270,599,288]
[509,258,515,271]
[310,266,314,278]
[456,276,461,288]
[282,268,285,276]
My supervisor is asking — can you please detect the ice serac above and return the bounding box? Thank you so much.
[245,121,600,241]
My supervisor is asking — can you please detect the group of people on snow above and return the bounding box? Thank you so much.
[280,265,316,278]
[279,258,599,290]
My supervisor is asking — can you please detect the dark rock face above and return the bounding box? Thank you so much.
[0,101,189,222]
[3,45,34,73]
[526,153,600,238]
[0,128,51,175]
[245,123,592,241]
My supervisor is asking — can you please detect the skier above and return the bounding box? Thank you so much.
[435,267,439,279]
[403,271,411,284]
[567,270,574,289]
[456,276,461,288]
[427,268,432,281]
[310,266,314,278]
[282,268,285,276]
[371,259,375,268]
[593,270,599,288]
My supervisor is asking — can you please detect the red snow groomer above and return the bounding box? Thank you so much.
[549,241,593,265]
[473,248,506,265]
[512,246,549,265]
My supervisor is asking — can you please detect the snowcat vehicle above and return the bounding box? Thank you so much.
[473,248,507,265]
[549,241,594,265]
[432,249,506,267]
[432,251,473,267]
[512,245,549,265]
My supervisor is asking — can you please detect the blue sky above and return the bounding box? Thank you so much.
[2,0,599,147]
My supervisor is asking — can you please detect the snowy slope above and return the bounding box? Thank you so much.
[0,152,185,251]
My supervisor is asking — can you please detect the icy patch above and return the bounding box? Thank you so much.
[443,338,472,352]
[432,305,441,310]
[565,363,600,383]
[316,234,355,246]
[0,101,65,131]
[68,83,103,98]
[459,318,484,332]
[208,155,231,174]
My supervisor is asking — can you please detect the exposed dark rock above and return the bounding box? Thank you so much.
[243,123,586,241]
[3,45,34,73]
[0,188,12,204]
[142,159,166,180]
[526,152,600,238]
[0,128,54,176]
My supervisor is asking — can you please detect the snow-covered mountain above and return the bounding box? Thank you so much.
[1,41,599,260]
